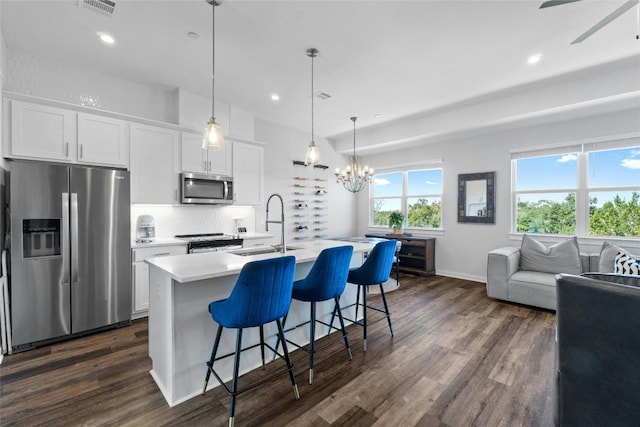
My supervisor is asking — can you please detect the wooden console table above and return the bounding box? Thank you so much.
[365,234,435,276]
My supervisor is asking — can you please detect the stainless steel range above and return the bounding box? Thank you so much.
[175,233,243,254]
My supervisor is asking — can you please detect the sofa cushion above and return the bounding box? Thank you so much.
[510,270,557,288]
[599,241,635,273]
[520,234,582,275]
[614,252,640,276]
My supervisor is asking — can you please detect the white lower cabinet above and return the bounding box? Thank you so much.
[132,245,187,318]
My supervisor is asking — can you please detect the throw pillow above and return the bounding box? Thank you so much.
[598,242,634,273]
[519,234,582,275]
[614,252,640,276]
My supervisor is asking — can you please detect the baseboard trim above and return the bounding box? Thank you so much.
[435,270,486,284]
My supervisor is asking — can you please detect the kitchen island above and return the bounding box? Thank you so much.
[145,239,375,407]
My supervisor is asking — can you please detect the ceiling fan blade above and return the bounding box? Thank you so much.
[571,0,639,44]
[540,0,581,9]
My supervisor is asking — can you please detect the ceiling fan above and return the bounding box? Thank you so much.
[540,0,640,44]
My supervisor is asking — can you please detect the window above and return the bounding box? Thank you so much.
[512,138,640,238]
[371,166,442,229]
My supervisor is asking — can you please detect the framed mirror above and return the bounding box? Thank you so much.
[458,171,495,224]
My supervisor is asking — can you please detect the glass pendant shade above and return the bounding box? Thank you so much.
[203,116,224,150]
[305,142,319,165]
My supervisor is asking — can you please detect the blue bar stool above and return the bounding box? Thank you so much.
[330,239,397,351]
[277,245,354,384]
[202,256,299,427]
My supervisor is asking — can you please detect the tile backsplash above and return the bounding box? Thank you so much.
[131,205,256,240]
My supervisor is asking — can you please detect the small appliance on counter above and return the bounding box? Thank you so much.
[136,215,156,243]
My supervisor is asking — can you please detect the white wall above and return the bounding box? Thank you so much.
[255,118,357,240]
[4,48,176,124]
[359,107,640,282]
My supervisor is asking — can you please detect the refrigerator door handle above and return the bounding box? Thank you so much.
[62,193,70,285]
[70,193,79,284]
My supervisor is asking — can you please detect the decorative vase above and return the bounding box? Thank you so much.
[392,226,403,235]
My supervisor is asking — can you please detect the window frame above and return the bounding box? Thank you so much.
[369,163,443,231]
[511,136,640,238]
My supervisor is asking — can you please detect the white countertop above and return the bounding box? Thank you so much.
[145,239,375,283]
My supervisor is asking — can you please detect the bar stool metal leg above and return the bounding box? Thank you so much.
[276,318,300,399]
[228,328,244,427]
[334,297,353,360]
[362,286,368,352]
[379,284,394,336]
[203,324,223,395]
[355,285,361,321]
[309,302,317,384]
[259,325,266,368]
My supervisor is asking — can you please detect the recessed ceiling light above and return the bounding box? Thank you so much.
[271,94,280,101]
[97,32,115,45]
[527,53,543,64]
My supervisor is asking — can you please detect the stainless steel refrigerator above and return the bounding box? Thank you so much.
[8,161,131,351]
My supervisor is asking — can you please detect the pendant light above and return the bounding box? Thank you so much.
[335,117,373,193]
[203,0,224,150]
[304,48,320,165]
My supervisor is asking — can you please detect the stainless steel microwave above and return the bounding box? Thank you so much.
[180,173,233,204]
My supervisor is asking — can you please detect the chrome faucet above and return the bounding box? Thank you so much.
[266,193,286,253]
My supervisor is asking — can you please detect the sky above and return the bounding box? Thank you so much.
[373,169,442,198]
[516,146,640,206]
[516,147,640,190]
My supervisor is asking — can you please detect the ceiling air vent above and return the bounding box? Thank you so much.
[78,0,116,17]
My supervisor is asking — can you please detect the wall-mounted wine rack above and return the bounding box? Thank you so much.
[290,160,329,241]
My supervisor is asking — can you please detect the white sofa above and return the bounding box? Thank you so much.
[487,239,638,311]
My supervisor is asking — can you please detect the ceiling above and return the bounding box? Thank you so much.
[1,0,639,141]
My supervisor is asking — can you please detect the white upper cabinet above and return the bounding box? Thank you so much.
[8,100,128,167]
[232,141,263,205]
[208,140,233,176]
[77,113,128,167]
[10,100,76,162]
[130,123,179,204]
[181,132,232,176]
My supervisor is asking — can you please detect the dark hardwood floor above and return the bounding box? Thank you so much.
[0,275,556,426]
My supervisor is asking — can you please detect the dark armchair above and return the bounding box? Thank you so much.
[555,273,640,427]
